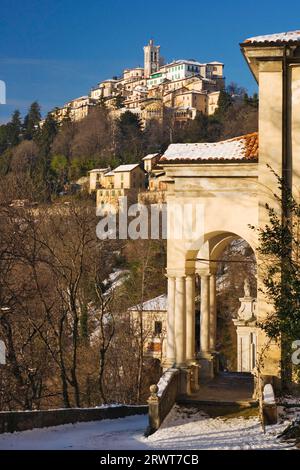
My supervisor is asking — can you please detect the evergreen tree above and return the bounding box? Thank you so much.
[180,112,208,143]
[114,94,125,109]
[23,101,41,140]
[96,97,107,110]
[0,124,8,154]
[117,111,144,162]
[243,92,259,108]
[35,112,59,197]
[252,92,259,106]
[215,90,233,117]
[253,171,300,389]
[37,112,58,157]
[6,110,22,146]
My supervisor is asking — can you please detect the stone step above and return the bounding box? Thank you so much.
[177,397,257,408]
[175,399,258,418]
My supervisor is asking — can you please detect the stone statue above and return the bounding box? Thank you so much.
[244,277,251,297]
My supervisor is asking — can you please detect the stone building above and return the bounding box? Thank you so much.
[96,163,146,209]
[142,153,161,173]
[53,95,97,122]
[158,30,300,392]
[129,294,167,359]
[139,153,168,204]
[88,168,110,193]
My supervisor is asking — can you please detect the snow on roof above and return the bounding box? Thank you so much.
[243,30,300,45]
[165,59,204,68]
[161,133,258,162]
[72,95,89,101]
[134,85,148,92]
[129,294,167,311]
[88,168,110,173]
[142,153,159,161]
[180,90,206,95]
[124,67,144,71]
[113,164,140,172]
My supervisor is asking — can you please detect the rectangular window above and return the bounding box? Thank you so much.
[154,321,162,335]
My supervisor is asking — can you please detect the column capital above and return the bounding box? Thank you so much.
[185,272,196,280]
[166,268,186,278]
[196,270,211,277]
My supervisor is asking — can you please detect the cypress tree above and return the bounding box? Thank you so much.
[23,101,41,140]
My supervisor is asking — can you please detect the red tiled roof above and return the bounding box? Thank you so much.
[237,132,258,159]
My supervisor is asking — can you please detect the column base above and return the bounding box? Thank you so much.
[189,362,200,392]
[198,354,214,380]
[175,362,188,369]
[162,358,176,370]
[176,367,193,396]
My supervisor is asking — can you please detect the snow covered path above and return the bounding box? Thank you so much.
[0,406,295,450]
[0,415,148,450]
[143,406,293,450]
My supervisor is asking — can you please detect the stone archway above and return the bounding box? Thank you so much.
[164,230,257,384]
[193,232,257,379]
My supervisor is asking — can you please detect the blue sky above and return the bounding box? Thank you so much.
[1,0,300,123]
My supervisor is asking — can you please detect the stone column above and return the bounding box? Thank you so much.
[186,274,195,363]
[175,276,186,367]
[209,273,217,351]
[200,274,210,356]
[166,276,176,366]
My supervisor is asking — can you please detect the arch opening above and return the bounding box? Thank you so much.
[186,231,257,376]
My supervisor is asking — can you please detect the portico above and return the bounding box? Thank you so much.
[165,269,217,371]
[157,30,300,391]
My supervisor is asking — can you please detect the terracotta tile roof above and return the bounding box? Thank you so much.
[242,30,300,46]
[160,132,258,163]
[243,132,259,159]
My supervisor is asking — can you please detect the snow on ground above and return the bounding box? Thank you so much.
[0,405,297,450]
[0,415,148,451]
[278,395,300,405]
[142,405,295,450]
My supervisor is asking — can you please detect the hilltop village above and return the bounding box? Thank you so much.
[72,41,224,208]
[52,40,224,127]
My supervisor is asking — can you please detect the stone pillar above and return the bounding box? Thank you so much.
[200,274,210,355]
[165,276,176,366]
[186,275,195,363]
[209,273,217,351]
[233,293,257,373]
[175,276,186,367]
[198,273,214,379]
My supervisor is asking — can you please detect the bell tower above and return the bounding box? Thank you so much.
[144,39,160,78]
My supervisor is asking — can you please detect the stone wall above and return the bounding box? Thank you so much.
[147,369,180,434]
[0,405,148,434]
